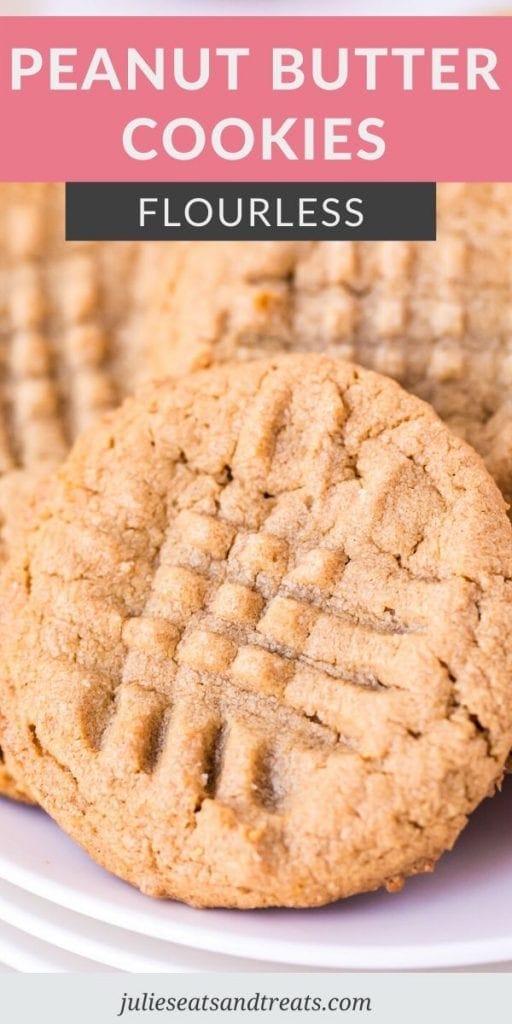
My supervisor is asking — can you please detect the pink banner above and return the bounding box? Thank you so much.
[0,16,510,182]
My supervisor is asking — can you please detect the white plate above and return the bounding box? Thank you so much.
[0,916,111,972]
[1,779,512,970]
[0,878,316,973]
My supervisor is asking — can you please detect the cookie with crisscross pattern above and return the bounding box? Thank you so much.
[0,183,169,799]
[2,354,512,906]
[146,184,512,508]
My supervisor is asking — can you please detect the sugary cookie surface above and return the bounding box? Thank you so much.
[2,354,512,907]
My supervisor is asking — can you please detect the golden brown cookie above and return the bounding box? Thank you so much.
[0,183,167,799]
[0,468,51,803]
[2,354,512,907]
[0,758,30,802]
[0,183,161,471]
[145,184,512,506]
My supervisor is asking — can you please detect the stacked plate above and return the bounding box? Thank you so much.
[0,783,512,973]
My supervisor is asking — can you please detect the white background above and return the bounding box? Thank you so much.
[0,1,503,16]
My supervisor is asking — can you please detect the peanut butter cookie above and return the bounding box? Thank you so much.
[0,183,165,798]
[145,184,512,506]
[2,354,512,907]
[0,468,51,803]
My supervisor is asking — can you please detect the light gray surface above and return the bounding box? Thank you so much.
[1,972,512,1020]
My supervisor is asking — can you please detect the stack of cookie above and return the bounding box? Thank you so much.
[1,184,512,910]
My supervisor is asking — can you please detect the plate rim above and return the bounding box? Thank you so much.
[0,877,302,973]
[1,853,511,970]
[0,913,106,973]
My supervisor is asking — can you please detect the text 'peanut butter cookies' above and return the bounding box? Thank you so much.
[3,354,512,907]
[146,184,512,506]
